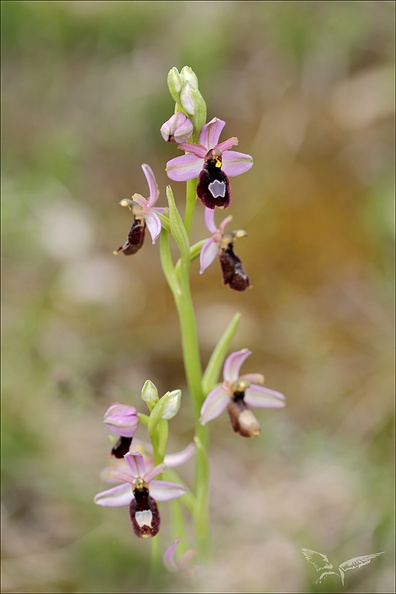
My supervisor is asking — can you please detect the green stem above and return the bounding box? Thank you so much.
[193,423,210,559]
[173,233,210,559]
[174,271,203,419]
[174,285,210,558]
[150,534,160,576]
[160,202,210,558]
[184,178,198,238]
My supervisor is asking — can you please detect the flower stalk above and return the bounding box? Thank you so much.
[160,182,211,557]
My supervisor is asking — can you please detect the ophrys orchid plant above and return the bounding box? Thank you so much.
[95,66,286,576]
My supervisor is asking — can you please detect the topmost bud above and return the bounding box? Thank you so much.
[167,66,199,103]
[167,67,183,104]
[166,66,207,137]
[180,66,198,89]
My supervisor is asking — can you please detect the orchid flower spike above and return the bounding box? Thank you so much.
[114,164,164,255]
[166,117,253,209]
[103,403,138,459]
[200,349,286,437]
[200,208,250,291]
[94,452,186,538]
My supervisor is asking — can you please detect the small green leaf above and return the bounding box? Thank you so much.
[166,185,190,257]
[159,228,180,296]
[202,312,241,396]
[156,210,171,232]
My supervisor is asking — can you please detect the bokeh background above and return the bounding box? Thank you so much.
[2,1,394,592]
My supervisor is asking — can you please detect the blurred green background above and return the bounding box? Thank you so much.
[2,1,394,592]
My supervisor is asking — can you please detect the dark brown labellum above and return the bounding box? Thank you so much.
[197,149,231,209]
[111,436,133,459]
[114,217,146,255]
[129,486,160,538]
[227,394,260,438]
[219,243,250,291]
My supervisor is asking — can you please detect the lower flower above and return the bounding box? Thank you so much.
[200,349,286,437]
[94,452,186,538]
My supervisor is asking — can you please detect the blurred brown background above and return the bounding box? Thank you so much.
[2,1,394,592]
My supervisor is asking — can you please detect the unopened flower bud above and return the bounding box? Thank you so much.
[180,82,195,115]
[160,112,194,143]
[141,380,159,410]
[104,403,138,437]
[167,67,183,103]
[180,84,207,134]
[161,389,181,420]
[180,66,199,89]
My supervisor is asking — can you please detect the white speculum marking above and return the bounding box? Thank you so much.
[135,510,153,528]
[208,180,226,198]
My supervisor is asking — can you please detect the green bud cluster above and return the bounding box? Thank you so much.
[167,66,207,139]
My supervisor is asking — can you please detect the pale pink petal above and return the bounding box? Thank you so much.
[223,349,252,383]
[94,483,133,507]
[124,452,138,477]
[131,193,148,211]
[204,207,217,234]
[125,452,145,477]
[107,468,135,485]
[134,452,146,477]
[239,373,265,385]
[166,153,203,181]
[163,538,180,572]
[100,462,130,484]
[142,164,159,207]
[200,117,226,149]
[164,443,195,468]
[144,462,166,484]
[217,137,238,153]
[149,480,187,502]
[219,214,233,235]
[177,142,207,158]
[200,386,230,425]
[200,239,219,274]
[244,384,286,408]
[145,211,162,244]
[221,151,254,177]
[179,549,196,568]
